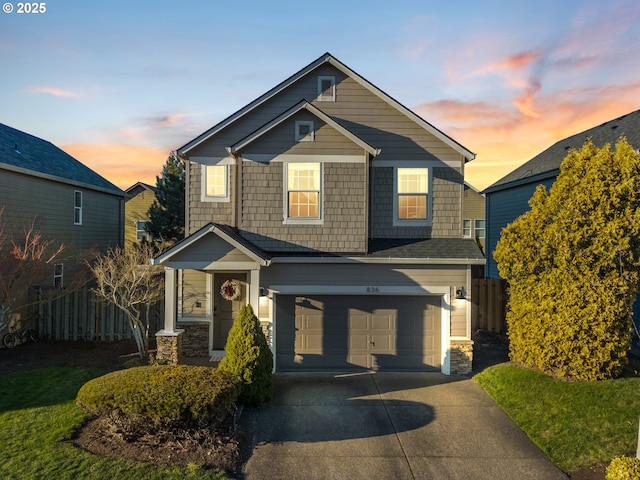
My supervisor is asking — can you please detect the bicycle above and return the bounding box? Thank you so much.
[3,324,39,349]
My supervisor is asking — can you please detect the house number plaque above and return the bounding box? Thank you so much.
[366,287,380,293]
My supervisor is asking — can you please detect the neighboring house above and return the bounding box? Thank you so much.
[484,109,640,280]
[153,53,484,375]
[124,182,157,247]
[484,110,640,354]
[462,182,485,253]
[0,122,125,287]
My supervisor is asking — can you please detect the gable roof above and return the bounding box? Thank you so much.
[485,109,640,193]
[227,100,381,156]
[0,123,123,195]
[125,181,157,197]
[178,53,475,161]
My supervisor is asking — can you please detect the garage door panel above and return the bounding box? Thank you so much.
[276,295,442,371]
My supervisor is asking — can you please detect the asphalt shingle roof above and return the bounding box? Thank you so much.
[367,238,485,260]
[0,123,122,194]
[486,109,640,192]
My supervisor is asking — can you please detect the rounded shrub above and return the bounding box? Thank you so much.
[76,365,241,425]
[606,456,640,480]
[218,304,273,406]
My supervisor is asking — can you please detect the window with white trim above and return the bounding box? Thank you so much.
[53,263,63,288]
[74,190,82,225]
[395,167,429,223]
[463,219,471,238]
[136,220,150,242]
[202,164,229,202]
[317,76,335,101]
[285,162,322,222]
[295,120,314,142]
[474,219,486,239]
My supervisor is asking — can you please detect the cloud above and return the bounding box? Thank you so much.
[26,86,79,98]
[61,143,169,190]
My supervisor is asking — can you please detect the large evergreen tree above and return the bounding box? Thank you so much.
[146,152,185,246]
[494,138,640,380]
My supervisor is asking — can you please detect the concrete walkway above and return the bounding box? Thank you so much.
[239,373,568,480]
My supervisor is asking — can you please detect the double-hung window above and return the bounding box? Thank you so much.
[74,190,82,225]
[463,219,472,238]
[285,162,322,223]
[395,167,429,224]
[474,219,486,239]
[136,220,150,242]
[202,164,229,202]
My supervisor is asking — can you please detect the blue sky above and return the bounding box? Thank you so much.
[1,0,640,189]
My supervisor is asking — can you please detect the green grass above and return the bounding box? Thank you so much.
[0,368,230,480]
[475,364,640,472]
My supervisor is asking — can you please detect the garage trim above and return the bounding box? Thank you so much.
[268,284,451,374]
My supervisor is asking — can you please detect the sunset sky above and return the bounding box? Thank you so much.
[1,0,640,191]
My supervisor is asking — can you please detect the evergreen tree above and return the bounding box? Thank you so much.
[218,304,273,405]
[494,138,640,380]
[146,152,185,246]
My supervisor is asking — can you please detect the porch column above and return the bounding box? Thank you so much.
[164,267,178,333]
[249,269,260,313]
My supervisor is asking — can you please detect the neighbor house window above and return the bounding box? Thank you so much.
[396,168,429,221]
[53,263,63,288]
[202,164,229,202]
[474,219,486,239]
[295,121,314,142]
[317,76,335,101]
[285,162,321,222]
[136,220,150,242]
[463,219,471,238]
[74,190,82,225]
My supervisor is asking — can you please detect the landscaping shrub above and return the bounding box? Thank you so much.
[218,304,273,406]
[606,456,640,480]
[76,365,241,426]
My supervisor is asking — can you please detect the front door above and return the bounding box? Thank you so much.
[213,273,246,350]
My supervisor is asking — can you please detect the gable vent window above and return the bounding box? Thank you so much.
[74,190,82,225]
[295,120,314,142]
[317,76,336,101]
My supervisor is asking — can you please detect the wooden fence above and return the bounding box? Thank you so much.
[29,286,164,341]
[471,279,507,334]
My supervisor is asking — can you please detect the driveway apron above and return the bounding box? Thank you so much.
[239,373,567,480]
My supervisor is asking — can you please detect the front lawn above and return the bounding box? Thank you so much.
[0,368,230,480]
[474,363,640,472]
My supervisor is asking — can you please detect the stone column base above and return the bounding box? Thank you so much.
[155,329,184,365]
[450,340,474,375]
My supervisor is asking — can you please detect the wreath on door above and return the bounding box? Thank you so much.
[220,279,242,301]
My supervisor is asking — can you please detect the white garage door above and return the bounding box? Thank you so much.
[276,295,441,371]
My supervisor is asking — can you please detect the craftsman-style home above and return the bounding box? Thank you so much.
[153,53,484,374]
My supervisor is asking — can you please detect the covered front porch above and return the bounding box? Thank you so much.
[152,223,272,364]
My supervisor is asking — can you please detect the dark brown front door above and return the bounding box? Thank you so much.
[213,274,246,350]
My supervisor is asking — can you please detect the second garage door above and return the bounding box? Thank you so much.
[276,295,441,371]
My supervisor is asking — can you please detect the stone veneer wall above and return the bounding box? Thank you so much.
[155,333,182,365]
[449,340,473,375]
[180,323,209,357]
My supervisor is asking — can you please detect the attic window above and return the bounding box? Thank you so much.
[295,121,314,142]
[317,76,335,101]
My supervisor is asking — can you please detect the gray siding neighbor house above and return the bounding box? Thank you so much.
[0,123,125,286]
[153,53,484,374]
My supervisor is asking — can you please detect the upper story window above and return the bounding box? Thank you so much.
[463,219,471,238]
[317,76,335,101]
[202,164,230,202]
[474,219,486,239]
[136,220,150,242]
[295,121,314,142]
[285,162,322,224]
[74,190,82,225]
[394,167,430,225]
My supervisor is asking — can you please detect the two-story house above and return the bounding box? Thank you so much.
[124,182,157,248]
[0,122,125,287]
[153,53,484,374]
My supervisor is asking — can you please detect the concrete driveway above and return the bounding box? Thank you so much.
[239,373,568,480]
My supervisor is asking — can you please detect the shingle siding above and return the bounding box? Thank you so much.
[187,161,235,235]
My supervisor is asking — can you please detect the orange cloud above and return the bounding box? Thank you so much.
[62,143,169,190]
[418,81,640,191]
[27,86,79,98]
